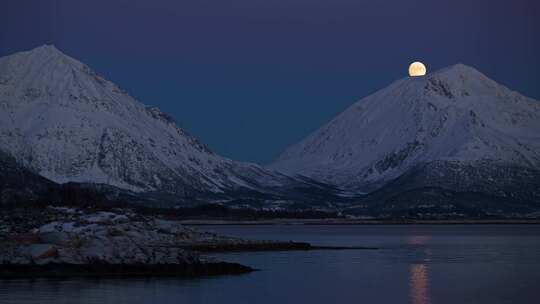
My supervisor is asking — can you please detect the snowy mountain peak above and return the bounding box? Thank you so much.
[1,46,327,203]
[6,44,79,70]
[270,64,540,192]
[423,63,502,96]
[28,44,62,55]
[434,63,481,76]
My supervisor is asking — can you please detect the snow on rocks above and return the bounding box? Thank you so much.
[0,207,240,266]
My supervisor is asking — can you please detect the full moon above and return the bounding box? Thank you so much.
[408,61,427,77]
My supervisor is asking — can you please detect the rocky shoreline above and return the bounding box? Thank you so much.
[0,206,372,278]
[179,242,377,252]
[0,262,254,279]
[180,218,540,225]
[0,206,260,278]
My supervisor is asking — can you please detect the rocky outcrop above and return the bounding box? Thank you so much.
[0,207,258,277]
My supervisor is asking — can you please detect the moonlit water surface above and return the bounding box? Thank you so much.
[1,225,539,304]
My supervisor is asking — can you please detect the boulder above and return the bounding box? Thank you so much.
[39,232,70,245]
[26,244,58,260]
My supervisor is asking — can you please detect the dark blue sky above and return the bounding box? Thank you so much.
[1,0,538,164]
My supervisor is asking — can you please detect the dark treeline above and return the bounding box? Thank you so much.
[136,204,340,220]
[1,183,340,220]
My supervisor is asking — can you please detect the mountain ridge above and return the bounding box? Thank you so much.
[270,63,540,193]
[1,45,538,215]
[0,45,340,207]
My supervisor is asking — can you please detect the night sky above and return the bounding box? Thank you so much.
[1,0,538,164]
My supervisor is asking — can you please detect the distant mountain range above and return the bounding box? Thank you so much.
[270,64,540,217]
[1,46,538,217]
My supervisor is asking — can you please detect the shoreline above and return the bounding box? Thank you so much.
[0,242,376,278]
[179,219,540,225]
[2,206,530,280]
[0,262,254,279]
[179,241,378,252]
[0,205,380,279]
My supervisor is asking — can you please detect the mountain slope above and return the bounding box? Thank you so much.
[270,64,540,194]
[0,150,56,204]
[345,161,540,218]
[0,45,337,206]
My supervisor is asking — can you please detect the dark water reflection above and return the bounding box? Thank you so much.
[410,263,430,304]
[407,235,432,304]
[1,225,539,304]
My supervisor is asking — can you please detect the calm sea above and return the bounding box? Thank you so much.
[1,224,539,304]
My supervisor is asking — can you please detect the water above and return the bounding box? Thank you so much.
[1,225,539,304]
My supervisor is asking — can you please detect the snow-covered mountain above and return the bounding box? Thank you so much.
[0,45,336,206]
[270,64,540,197]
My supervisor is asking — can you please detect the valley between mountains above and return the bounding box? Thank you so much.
[1,45,539,219]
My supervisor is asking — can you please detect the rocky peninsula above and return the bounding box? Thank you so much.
[0,206,316,278]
